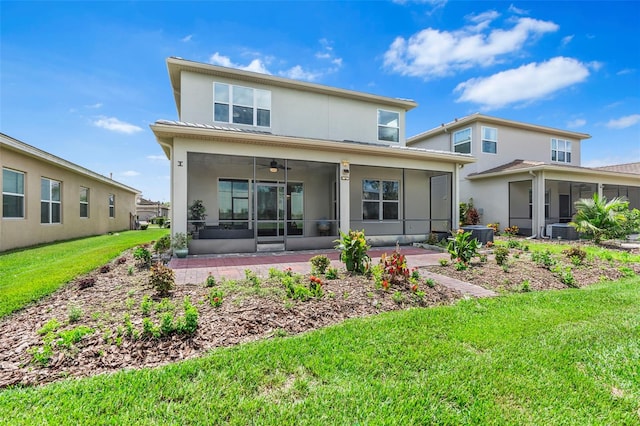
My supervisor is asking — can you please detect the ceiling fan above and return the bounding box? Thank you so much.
[259,159,291,173]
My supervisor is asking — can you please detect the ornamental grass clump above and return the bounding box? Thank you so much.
[335,230,370,275]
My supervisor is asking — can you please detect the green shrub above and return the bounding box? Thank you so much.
[68,305,83,323]
[153,234,171,253]
[325,267,339,280]
[310,255,331,275]
[133,246,152,267]
[204,273,217,287]
[494,246,510,266]
[178,297,199,335]
[439,258,449,266]
[335,230,371,275]
[209,288,224,307]
[559,268,577,288]
[532,250,557,269]
[149,262,175,297]
[140,295,153,316]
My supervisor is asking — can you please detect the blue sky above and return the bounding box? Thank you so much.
[2,1,639,202]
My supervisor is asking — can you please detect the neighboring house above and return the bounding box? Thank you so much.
[409,113,640,237]
[1,133,139,252]
[136,197,170,222]
[151,57,474,254]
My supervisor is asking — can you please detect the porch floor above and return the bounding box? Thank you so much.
[168,246,496,298]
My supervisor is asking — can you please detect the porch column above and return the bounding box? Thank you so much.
[339,160,350,234]
[532,171,545,237]
[172,146,188,236]
[598,182,604,200]
[453,164,461,230]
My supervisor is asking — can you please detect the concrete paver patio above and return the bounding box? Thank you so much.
[169,246,496,298]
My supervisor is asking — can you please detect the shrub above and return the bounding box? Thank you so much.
[380,248,410,284]
[153,234,171,253]
[507,239,521,249]
[494,246,510,266]
[520,280,531,292]
[208,289,224,307]
[325,267,339,280]
[134,246,152,267]
[77,276,96,290]
[503,226,520,236]
[178,296,199,335]
[447,229,480,265]
[570,194,630,243]
[563,246,587,265]
[68,305,83,323]
[486,223,500,236]
[204,273,217,287]
[532,250,557,269]
[116,257,127,265]
[438,258,449,267]
[335,230,371,275]
[370,264,384,288]
[425,278,436,288]
[99,264,111,274]
[559,268,577,288]
[149,262,175,296]
[308,275,323,298]
[310,255,331,275]
[140,295,153,316]
[244,269,261,287]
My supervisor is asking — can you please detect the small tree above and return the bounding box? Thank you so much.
[570,194,629,244]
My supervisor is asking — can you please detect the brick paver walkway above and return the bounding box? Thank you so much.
[169,246,496,298]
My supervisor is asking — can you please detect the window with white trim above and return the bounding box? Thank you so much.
[214,83,271,127]
[551,138,572,163]
[108,194,115,218]
[453,128,471,154]
[41,178,61,224]
[80,187,89,218]
[362,179,399,220]
[378,109,399,142]
[2,168,25,218]
[481,126,497,154]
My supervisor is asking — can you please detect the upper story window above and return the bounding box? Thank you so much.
[2,168,25,218]
[108,194,115,218]
[378,110,399,142]
[453,128,471,154]
[214,83,271,127]
[481,126,497,154]
[80,187,89,218]
[41,177,61,224]
[551,138,572,163]
[362,179,399,221]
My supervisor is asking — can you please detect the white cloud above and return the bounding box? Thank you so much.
[383,17,558,79]
[93,116,143,134]
[316,38,343,70]
[86,102,103,109]
[605,114,640,129]
[561,35,574,46]
[508,4,529,15]
[454,57,590,109]
[279,65,321,82]
[147,154,168,161]
[617,68,635,75]
[209,52,271,74]
[466,10,500,32]
[566,118,586,128]
[181,34,193,42]
[121,171,141,177]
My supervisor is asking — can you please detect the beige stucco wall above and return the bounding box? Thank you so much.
[1,146,137,252]
[179,71,407,145]
[413,122,583,178]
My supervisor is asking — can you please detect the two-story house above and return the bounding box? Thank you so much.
[151,57,474,254]
[409,113,640,238]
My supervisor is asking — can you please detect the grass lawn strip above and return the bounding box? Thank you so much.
[0,277,638,425]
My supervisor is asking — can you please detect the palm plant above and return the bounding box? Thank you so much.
[570,194,629,244]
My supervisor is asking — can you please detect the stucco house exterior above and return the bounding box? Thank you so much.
[409,114,640,238]
[1,133,139,252]
[136,197,170,222]
[151,57,474,254]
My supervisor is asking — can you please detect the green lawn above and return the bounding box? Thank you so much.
[0,228,168,318]
[1,276,638,425]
